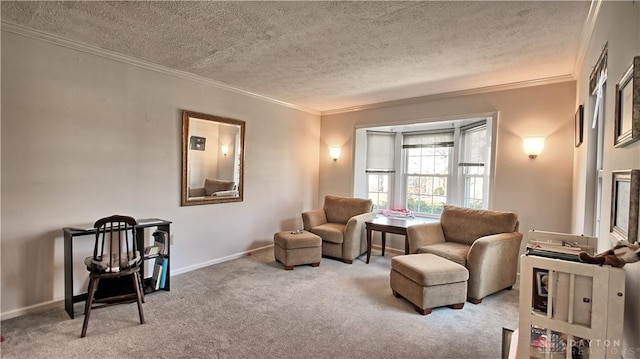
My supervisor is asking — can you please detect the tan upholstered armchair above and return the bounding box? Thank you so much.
[302,195,376,264]
[407,205,523,303]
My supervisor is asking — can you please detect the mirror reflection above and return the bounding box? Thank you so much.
[181,110,245,206]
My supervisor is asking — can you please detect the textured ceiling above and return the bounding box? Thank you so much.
[1,1,592,112]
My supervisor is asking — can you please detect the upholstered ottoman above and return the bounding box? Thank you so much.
[274,230,322,270]
[390,253,469,315]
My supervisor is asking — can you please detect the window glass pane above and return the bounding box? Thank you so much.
[367,173,390,209]
[434,153,449,174]
[464,176,483,209]
[407,155,421,174]
[406,174,447,215]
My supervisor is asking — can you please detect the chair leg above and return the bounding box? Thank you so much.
[132,274,145,325]
[136,272,146,303]
[81,277,99,338]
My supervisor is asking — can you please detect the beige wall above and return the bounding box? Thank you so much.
[320,81,576,251]
[3,3,640,351]
[0,30,320,318]
[572,2,640,354]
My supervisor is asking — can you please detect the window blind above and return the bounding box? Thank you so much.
[460,122,487,167]
[402,130,454,149]
[366,131,396,173]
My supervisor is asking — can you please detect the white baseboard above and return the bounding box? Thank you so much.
[172,244,273,275]
[0,244,275,321]
[1,299,63,321]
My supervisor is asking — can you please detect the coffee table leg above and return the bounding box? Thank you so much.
[366,228,372,264]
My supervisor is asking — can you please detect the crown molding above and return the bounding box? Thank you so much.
[1,22,321,116]
[2,20,581,118]
[321,75,575,116]
[572,0,602,79]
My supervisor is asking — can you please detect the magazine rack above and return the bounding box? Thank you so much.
[518,254,625,358]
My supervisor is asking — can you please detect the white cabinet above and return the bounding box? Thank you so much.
[518,254,625,358]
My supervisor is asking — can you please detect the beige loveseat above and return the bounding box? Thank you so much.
[189,178,237,197]
[406,205,523,303]
[302,195,376,264]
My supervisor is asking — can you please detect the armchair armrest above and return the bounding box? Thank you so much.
[342,212,377,258]
[302,209,327,230]
[406,222,445,254]
[466,232,523,300]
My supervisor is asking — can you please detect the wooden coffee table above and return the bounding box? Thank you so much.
[365,216,435,264]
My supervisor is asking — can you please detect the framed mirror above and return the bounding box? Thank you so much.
[181,110,245,206]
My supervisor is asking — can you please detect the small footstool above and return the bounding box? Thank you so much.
[274,230,322,270]
[390,253,469,315]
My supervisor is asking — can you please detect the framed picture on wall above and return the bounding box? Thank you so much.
[190,136,206,151]
[575,104,584,147]
[614,56,640,147]
[610,170,640,243]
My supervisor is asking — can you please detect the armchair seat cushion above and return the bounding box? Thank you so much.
[417,242,470,267]
[311,223,345,244]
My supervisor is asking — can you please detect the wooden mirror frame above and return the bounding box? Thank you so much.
[181,110,245,206]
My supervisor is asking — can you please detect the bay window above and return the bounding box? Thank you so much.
[354,116,493,217]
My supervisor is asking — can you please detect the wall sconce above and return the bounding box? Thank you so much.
[329,146,341,161]
[220,145,229,157]
[523,136,545,159]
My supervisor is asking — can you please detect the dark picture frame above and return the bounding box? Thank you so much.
[610,170,640,243]
[190,135,206,151]
[614,56,640,147]
[575,104,584,147]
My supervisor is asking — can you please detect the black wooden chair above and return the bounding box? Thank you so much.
[81,215,145,337]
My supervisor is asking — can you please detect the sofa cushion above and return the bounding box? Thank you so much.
[391,253,468,286]
[323,195,373,224]
[311,223,345,244]
[417,242,470,267]
[204,179,236,196]
[274,230,322,249]
[440,205,518,245]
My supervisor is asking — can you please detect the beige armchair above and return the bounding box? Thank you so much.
[407,205,523,303]
[302,195,376,264]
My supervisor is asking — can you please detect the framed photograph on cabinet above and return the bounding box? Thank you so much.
[575,104,584,147]
[614,56,640,147]
[610,170,640,243]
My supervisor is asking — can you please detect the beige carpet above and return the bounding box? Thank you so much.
[0,248,519,358]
